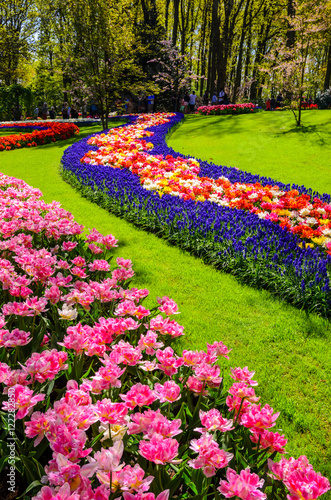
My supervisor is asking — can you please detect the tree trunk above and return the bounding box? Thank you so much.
[140,0,149,24]
[165,0,171,35]
[209,0,220,95]
[180,0,186,55]
[243,13,252,98]
[250,16,272,101]
[232,0,251,102]
[285,0,296,101]
[199,3,208,95]
[324,38,331,90]
[217,0,234,91]
[286,0,296,50]
[172,0,180,46]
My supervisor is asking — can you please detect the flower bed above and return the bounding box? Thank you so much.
[196,103,258,115]
[275,104,319,111]
[0,121,79,151]
[301,104,318,109]
[61,113,331,319]
[0,173,329,500]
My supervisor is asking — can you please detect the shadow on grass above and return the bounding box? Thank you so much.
[275,123,331,146]
[173,115,248,138]
[130,266,154,286]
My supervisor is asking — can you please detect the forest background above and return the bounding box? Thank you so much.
[0,0,331,126]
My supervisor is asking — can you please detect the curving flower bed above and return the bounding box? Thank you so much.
[196,103,258,115]
[79,115,331,254]
[0,121,79,151]
[0,173,329,500]
[61,113,331,319]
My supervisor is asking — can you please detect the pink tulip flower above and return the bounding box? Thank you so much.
[139,434,179,464]
[120,383,156,409]
[218,468,266,500]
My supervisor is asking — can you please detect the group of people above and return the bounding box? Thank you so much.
[61,103,79,119]
[210,89,230,105]
[265,94,284,111]
[172,89,230,113]
[124,94,155,114]
[34,103,57,120]
[171,91,198,113]
[33,102,81,120]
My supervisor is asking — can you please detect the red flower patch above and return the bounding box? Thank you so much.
[0,122,79,152]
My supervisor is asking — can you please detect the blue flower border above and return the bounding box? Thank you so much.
[61,113,331,318]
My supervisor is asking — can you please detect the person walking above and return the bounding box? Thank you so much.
[127,98,136,114]
[147,94,155,113]
[49,107,56,119]
[41,102,48,120]
[62,102,69,119]
[189,91,197,113]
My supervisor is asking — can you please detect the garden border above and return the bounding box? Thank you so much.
[61,113,331,318]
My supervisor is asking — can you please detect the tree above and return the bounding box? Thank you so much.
[149,40,204,106]
[0,83,34,120]
[267,0,328,125]
[64,0,148,128]
[133,0,166,83]
[324,37,331,90]
[0,0,37,86]
[2,0,331,110]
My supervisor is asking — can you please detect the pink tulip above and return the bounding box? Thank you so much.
[95,399,128,424]
[240,403,280,433]
[230,366,258,386]
[139,434,179,464]
[198,408,234,433]
[268,456,330,500]
[3,385,45,419]
[218,468,266,500]
[154,380,181,403]
[120,383,156,409]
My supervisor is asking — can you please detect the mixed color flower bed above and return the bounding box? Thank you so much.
[0,122,79,151]
[61,113,331,318]
[0,173,329,500]
[196,103,258,115]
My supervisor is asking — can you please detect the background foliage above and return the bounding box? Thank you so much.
[1,0,331,116]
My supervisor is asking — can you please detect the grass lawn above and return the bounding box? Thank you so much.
[0,118,331,486]
[0,128,29,137]
[168,110,331,196]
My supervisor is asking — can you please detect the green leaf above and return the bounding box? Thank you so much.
[20,456,40,483]
[46,379,55,398]
[17,480,42,499]
[90,431,105,447]
[82,359,95,379]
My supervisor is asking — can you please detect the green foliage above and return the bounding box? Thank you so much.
[316,88,331,109]
[0,84,34,120]
[30,68,64,111]
[0,0,37,86]
[61,0,153,127]
[133,0,166,79]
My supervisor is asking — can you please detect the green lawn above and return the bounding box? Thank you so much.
[0,117,331,486]
[0,128,28,137]
[168,110,331,196]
